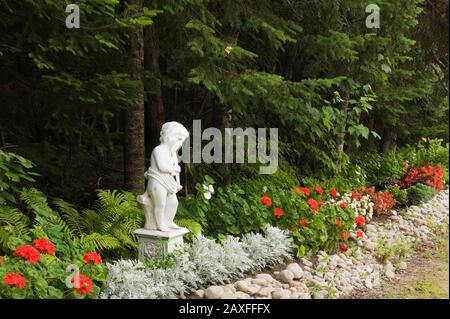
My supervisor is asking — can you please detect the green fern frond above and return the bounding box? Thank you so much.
[174,218,202,235]
[79,209,104,233]
[54,199,84,235]
[79,233,121,251]
[19,188,48,209]
[0,205,30,226]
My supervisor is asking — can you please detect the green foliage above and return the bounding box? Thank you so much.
[407,183,436,205]
[0,150,38,203]
[355,152,406,188]
[402,138,449,170]
[0,188,107,298]
[0,243,106,299]
[385,184,408,207]
[57,189,143,259]
[179,176,270,237]
[173,218,202,242]
[144,250,179,270]
[268,188,356,257]
[376,236,413,264]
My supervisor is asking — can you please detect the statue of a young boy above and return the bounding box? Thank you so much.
[137,122,189,232]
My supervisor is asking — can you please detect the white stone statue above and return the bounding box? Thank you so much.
[137,121,189,232]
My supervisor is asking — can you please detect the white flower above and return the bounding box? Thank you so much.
[208,185,215,194]
[262,186,268,193]
[202,184,208,191]
[203,192,212,200]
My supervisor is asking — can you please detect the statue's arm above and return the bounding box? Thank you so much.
[153,147,178,174]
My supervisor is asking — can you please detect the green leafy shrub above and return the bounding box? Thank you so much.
[403,138,449,169]
[0,150,38,203]
[385,184,408,207]
[401,139,449,183]
[355,152,405,188]
[407,183,436,205]
[178,175,271,237]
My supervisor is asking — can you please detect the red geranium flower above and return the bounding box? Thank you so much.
[260,196,272,207]
[3,272,26,289]
[355,216,365,227]
[13,245,40,265]
[71,274,93,295]
[340,246,348,253]
[329,188,338,198]
[340,230,350,241]
[294,187,311,196]
[274,208,284,218]
[339,202,348,209]
[333,220,342,228]
[313,185,324,195]
[307,198,319,212]
[319,200,324,206]
[351,190,363,200]
[33,238,55,255]
[356,230,364,238]
[83,252,102,265]
[299,219,309,227]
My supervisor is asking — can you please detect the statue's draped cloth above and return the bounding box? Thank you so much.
[145,167,181,194]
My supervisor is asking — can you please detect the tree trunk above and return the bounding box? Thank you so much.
[335,91,350,173]
[214,103,232,187]
[382,130,397,154]
[144,24,165,154]
[124,0,145,192]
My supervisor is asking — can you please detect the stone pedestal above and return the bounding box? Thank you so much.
[134,228,189,261]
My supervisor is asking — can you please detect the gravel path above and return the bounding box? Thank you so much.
[193,188,449,299]
[354,231,448,299]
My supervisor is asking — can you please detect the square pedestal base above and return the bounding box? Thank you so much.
[134,228,189,261]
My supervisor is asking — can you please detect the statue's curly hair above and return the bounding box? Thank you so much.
[160,121,189,143]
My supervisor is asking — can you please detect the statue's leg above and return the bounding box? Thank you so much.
[165,193,181,229]
[149,180,170,232]
[137,193,156,229]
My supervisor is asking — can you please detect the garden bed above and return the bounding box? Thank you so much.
[191,188,449,299]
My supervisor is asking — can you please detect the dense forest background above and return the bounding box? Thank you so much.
[1,0,448,207]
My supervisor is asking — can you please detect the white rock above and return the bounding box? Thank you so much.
[301,258,313,267]
[251,278,269,286]
[398,261,407,270]
[246,285,261,295]
[286,263,304,279]
[256,287,273,297]
[235,291,250,299]
[365,278,373,289]
[385,270,396,279]
[255,273,274,282]
[221,291,237,299]
[205,286,225,299]
[278,269,295,283]
[364,241,377,251]
[234,280,248,292]
[272,289,288,299]
[193,289,204,299]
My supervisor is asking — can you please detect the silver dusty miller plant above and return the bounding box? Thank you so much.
[101,225,294,299]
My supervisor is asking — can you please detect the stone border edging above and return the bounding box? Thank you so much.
[194,188,449,299]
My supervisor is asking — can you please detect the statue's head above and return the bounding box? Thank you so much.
[160,121,189,152]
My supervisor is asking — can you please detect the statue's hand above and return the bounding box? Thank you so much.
[173,165,181,174]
